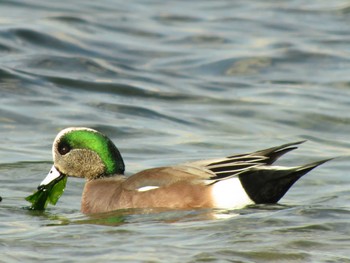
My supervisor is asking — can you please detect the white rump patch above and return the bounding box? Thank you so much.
[137,186,160,192]
[211,177,254,209]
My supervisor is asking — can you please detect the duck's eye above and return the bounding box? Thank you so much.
[58,142,71,155]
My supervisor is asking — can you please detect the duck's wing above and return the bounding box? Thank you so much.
[124,141,330,204]
[123,165,214,191]
[125,141,308,189]
[187,140,306,181]
[189,141,331,203]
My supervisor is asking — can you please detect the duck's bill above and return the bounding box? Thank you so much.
[25,165,67,210]
[39,165,64,188]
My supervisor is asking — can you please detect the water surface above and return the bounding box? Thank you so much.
[1,0,350,262]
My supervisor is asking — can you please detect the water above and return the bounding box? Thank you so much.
[1,0,350,262]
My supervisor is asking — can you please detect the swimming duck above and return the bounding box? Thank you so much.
[39,127,329,214]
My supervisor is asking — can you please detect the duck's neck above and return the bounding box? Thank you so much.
[81,176,126,214]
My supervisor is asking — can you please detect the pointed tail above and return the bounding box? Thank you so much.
[238,158,332,204]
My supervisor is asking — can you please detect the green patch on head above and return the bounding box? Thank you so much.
[61,129,125,175]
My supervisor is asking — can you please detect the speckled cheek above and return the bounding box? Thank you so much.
[55,149,106,179]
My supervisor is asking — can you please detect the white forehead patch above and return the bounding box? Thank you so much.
[54,127,98,142]
[53,127,99,155]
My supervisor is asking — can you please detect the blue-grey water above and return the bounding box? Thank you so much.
[1,0,350,262]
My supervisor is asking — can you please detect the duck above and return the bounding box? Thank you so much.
[38,127,330,214]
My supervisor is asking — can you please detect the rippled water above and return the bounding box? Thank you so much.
[1,0,350,262]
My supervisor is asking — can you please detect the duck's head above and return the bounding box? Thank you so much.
[39,127,125,187]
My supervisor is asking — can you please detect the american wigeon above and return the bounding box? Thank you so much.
[38,127,330,214]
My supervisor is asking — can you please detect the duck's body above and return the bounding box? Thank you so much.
[38,127,329,214]
[82,168,213,214]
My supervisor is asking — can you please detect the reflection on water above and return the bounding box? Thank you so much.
[1,0,350,262]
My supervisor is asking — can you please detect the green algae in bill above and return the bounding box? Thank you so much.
[26,175,67,210]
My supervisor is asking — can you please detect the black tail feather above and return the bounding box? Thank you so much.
[239,158,331,204]
[209,141,308,181]
[251,140,307,165]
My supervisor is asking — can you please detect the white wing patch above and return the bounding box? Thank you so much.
[211,177,254,209]
[137,186,160,192]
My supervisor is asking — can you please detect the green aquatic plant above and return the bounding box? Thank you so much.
[26,176,67,210]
